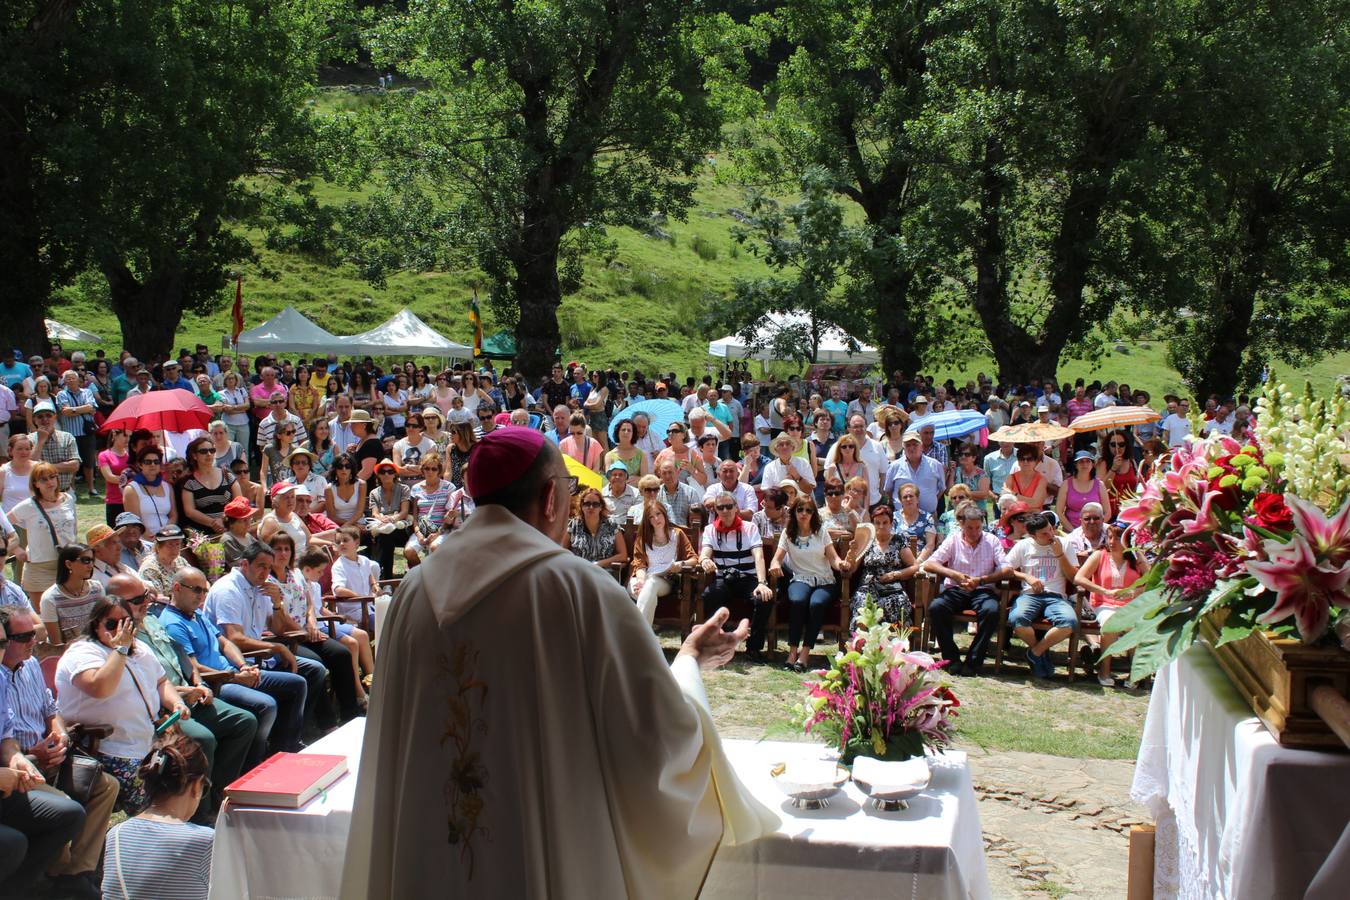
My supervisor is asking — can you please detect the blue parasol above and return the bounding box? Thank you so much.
[906,409,988,442]
[608,398,685,443]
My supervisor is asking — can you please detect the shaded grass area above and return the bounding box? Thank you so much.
[657,633,1149,761]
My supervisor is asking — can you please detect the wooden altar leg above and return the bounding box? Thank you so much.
[1127,824,1155,900]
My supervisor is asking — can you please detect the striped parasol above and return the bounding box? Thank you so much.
[1068,405,1161,433]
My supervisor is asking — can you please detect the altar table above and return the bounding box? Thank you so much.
[1131,643,1350,899]
[208,725,991,899]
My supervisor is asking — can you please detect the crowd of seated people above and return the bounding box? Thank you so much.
[0,341,1227,895]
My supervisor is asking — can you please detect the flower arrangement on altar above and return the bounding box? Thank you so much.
[1104,381,1350,682]
[797,599,959,764]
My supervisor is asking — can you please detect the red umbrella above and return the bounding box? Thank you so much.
[101,388,213,434]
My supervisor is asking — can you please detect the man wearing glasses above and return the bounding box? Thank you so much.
[698,492,775,662]
[5,600,118,895]
[476,403,499,436]
[181,546,309,757]
[1066,502,1108,561]
[255,391,307,450]
[0,609,88,900]
[922,501,1012,676]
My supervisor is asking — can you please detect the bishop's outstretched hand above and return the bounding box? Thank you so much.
[679,607,749,671]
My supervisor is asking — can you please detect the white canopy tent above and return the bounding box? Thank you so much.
[708,312,879,364]
[236,305,341,354]
[45,319,104,343]
[339,308,472,358]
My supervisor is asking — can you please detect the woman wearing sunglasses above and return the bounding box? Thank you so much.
[563,488,628,570]
[769,497,851,672]
[121,447,176,538]
[1096,430,1139,511]
[38,543,104,648]
[180,437,241,537]
[262,420,298,497]
[55,595,189,813]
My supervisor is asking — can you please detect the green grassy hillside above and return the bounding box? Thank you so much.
[47,91,1350,397]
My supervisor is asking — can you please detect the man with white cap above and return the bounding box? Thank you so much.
[884,430,947,515]
[112,512,152,571]
[602,461,641,524]
[55,370,99,499]
[342,427,775,898]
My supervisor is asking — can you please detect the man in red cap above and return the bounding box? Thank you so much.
[344,427,776,898]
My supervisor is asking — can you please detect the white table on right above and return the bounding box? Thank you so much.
[1131,643,1350,899]
[704,739,991,900]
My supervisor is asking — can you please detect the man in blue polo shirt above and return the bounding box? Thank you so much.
[883,430,947,515]
[157,360,194,393]
[163,551,308,760]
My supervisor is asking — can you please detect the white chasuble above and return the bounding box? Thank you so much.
[340,504,777,898]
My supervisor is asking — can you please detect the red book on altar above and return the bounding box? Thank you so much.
[223,753,348,808]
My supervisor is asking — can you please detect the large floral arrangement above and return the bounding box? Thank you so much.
[797,599,958,763]
[1106,382,1350,681]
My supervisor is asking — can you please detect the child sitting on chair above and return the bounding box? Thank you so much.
[300,546,374,707]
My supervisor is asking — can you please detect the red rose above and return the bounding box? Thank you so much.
[1250,492,1294,531]
[1207,473,1241,510]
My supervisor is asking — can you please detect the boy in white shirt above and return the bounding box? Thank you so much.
[330,526,385,629]
[1006,512,1080,679]
[300,546,373,707]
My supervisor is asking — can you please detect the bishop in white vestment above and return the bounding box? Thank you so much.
[341,427,776,898]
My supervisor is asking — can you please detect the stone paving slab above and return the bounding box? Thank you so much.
[965,747,1148,899]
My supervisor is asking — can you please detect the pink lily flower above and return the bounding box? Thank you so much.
[1285,494,1350,570]
[1181,490,1225,536]
[1250,535,1350,642]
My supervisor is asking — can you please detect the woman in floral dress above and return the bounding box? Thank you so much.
[848,502,920,626]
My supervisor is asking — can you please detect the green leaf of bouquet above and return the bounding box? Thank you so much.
[1102,586,1169,634]
[1127,629,1175,682]
[1244,523,1288,542]
[1103,615,1162,658]
[1215,623,1260,646]
[1199,579,1251,616]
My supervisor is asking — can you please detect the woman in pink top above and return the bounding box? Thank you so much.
[1056,450,1111,529]
[1074,520,1149,685]
[559,412,605,472]
[97,428,132,527]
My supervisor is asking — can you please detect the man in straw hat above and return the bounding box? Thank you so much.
[343,427,775,898]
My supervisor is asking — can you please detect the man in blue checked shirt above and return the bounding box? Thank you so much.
[0,607,88,899]
[2,604,117,897]
[56,370,100,500]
